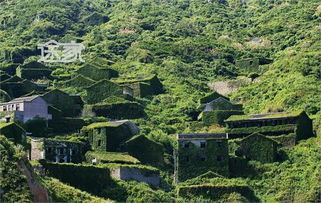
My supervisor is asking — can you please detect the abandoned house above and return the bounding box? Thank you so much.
[114,74,164,97]
[198,96,244,126]
[0,95,52,123]
[236,133,279,163]
[125,135,164,166]
[174,133,229,182]
[76,63,119,80]
[30,138,84,163]
[225,111,314,141]
[41,89,84,117]
[0,122,26,144]
[82,120,140,152]
[84,80,133,104]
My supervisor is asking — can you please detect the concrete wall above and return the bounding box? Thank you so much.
[21,97,52,122]
[111,166,160,186]
[30,139,45,160]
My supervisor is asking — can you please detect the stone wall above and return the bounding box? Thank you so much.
[30,138,45,160]
[110,166,160,186]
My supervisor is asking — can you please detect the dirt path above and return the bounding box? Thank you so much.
[18,160,50,203]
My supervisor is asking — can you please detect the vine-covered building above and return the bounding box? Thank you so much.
[82,120,140,152]
[174,133,229,182]
[225,111,314,141]
[30,138,84,163]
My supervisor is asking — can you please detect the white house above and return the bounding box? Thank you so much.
[0,95,52,123]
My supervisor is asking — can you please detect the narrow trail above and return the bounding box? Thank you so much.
[18,160,50,203]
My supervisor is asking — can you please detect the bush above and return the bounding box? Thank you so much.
[24,116,48,137]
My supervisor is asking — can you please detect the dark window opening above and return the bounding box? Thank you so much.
[200,142,206,148]
[217,141,222,147]
[184,142,190,148]
[97,128,101,134]
[71,149,76,155]
[98,140,102,146]
[47,147,52,154]
[59,148,64,154]
[59,158,65,163]
[200,156,206,161]
[217,156,222,161]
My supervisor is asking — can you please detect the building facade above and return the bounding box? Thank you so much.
[174,133,229,182]
[0,95,52,123]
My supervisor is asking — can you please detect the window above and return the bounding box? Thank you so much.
[200,156,206,161]
[71,149,76,155]
[16,104,20,111]
[47,147,52,154]
[59,148,64,155]
[217,141,223,147]
[184,142,190,148]
[200,142,206,148]
[217,155,222,161]
[98,140,102,146]
[97,128,101,134]
[3,106,6,111]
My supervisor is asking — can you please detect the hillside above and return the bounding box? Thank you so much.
[0,0,321,202]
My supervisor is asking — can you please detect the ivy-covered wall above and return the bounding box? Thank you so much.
[295,111,314,141]
[41,162,114,195]
[177,138,229,182]
[91,101,146,119]
[85,80,123,104]
[63,75,95,90]
[0,122,26,145]
[236,133,278,163]
[76,63,118,80]
[42,89,83,117]
[16,66,52,80]
[84,124,134,152]
[177,183,258,202]
[201,110,244,126]
[48,118,85,134]
[125,135,164,166]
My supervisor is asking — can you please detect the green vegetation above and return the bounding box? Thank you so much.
[85,151,140,164]
[0,0,321,202]
[0,135,32,202]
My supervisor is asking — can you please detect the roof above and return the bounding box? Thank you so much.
[1,95,40,104]
[85,151,140,164]
[113,74,157,84]
[225,111,303,122]
[242,133,278,143]
[0,122,26,132]
[178,133,227,140]
[84,120,131,129]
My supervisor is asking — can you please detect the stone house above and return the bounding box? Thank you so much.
[84,80,132,104]
[0,122,26,144]
[225,111,314,141]
[82,120,139,152]
[198,97,244,126]
[236,133,279,163]
[114,74,164,97]
[41,89,84,117]
[174,133,229,182]
[0,95,52,123]
[125,135,164,166]
[76,63,119,80]
[30,138,83,163]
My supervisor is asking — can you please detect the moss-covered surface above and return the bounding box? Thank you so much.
[85,80,123,104]
[41,161,114,195]
[177,138,229,182]
[0,135,32,202]
[225,111,303,122]
[85,151,140,164]
[0,122,26,144]
[236,133,279,163]
[201,110,244,126]
[125,135,164,166]
[63,74,96,89]
[76,63,118,81]
[199,92,229,104]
